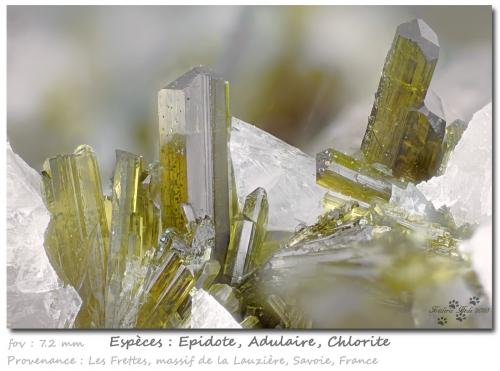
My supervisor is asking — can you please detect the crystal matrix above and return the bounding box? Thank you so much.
[158,67,230,265]
[7,142,81,328]
[231,117,325,231]
[418,103,492,226]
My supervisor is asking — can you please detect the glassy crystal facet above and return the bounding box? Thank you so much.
[41,145,108,328]
[437,118,468,175]
[159,67,230,265]
[8,143,81,328]
[105,150,161,327]
[392,102,446,181]
[316,148,402,203]
[361,19,440,178]
[224,187,269,284]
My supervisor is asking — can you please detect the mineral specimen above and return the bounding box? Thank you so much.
[361,19,442,182]
[190,289,241,328]
[208,283,242,318]
[41,144,109,328]
[158,67,230,265]
[106,150,161,327]
[224,187,269,284]
[241,218,485,328]
[8,17,491,330]
[316,148,402,203]
[135,248,194,328]
[195,260,221,290]
[392,100,446,182]
[418,103,492,226]
[7,142,81,328]
[231,117,325,231]
[437,118,467,175]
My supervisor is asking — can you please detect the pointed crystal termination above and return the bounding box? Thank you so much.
[223,187,269,285]
[316,148,404,204]
[392,101,446,182]
[195,260,221,290]
[41,145,108,327]
[437,119,468,175]
[105,150,161,328]
[361,19,439,169]
[159,67,230,266]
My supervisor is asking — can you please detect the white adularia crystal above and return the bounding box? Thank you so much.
[189,289,241,328]
[418,103,492,226]
[230,118,326,232]
[7,142,81,328]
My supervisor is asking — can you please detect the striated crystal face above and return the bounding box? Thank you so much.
[41,145,108,328]
[158,67,230,266]
[392,102,446,182]
[316,148,403,203]
[361,19,442,181]
[136,249,194,328]
[437,118,468,175]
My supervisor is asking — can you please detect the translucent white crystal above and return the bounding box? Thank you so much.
[231,117,326,231]
[7,142,81,328]
[418,103,492,226]
[390,183,435,217]
[189,289,241,329]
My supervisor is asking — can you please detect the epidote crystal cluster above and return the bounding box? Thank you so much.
[7,19,491,329]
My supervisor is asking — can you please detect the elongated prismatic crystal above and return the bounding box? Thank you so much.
[159,67,231,266]
[105,150,161,327]
[223,187,268,284]
[361,19,440,172]
[316,148,401,203]
[41,145,108,328]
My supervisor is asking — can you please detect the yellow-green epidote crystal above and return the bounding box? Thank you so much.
[42,145,108,327]
[438,119,468,175]
[361,19,445,183]
[159,67,231,265]
[316,148,402,203]
[316,19,451,206]
[224,187,269,284]
[105,150,162,327]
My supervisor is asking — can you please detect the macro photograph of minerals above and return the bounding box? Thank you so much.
[7,6,492,329]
